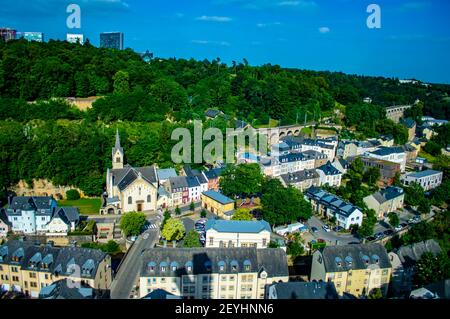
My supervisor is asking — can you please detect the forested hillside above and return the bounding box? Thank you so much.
[0,39,449,200]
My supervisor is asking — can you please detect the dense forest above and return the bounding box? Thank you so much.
[1,39,449,200]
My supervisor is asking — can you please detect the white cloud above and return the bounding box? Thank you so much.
[196,15,232,22]
[256,22,282,28]
[191,40,231,46]
[318,27,330,34]
[278,0,316,7]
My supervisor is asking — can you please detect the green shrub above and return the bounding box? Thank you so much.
[66,189,81,200]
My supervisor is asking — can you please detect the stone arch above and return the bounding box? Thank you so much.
[287,131,293,136]
[294,130,300,136]
[279,132,286,138]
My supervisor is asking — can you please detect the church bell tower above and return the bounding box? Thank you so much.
[112,129,124,169]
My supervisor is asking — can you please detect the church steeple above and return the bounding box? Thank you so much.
[112,129,124,169]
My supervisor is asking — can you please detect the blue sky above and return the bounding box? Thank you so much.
[2,0,450,83]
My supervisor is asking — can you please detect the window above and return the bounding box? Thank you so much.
[209,237,214,246]
[147,195,151,203]
[160,278,166,283]
[29,272,36,279]
[128,196,132,204]
[262,238,267,247]
[382,269,389,276]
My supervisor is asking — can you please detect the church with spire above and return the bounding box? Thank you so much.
[101,130,160,215]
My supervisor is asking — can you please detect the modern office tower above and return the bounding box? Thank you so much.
[16,32,44,42]
[66,33,84,44]
[100,32,124,50]
[0,28,17,41]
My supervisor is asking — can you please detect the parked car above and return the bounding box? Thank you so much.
[317,238,326,243]
[310,226,319,233]
[394,225,402,232]
[366,236,376,242]
[413,216,421,223]
[383,229,394,236]
[400,222,408,228]
[322,225,331,232]
[196,219,208,225]
[375,232,384,239]
[333,226,344,232]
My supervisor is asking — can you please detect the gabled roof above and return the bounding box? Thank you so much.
[8,196,55,212]
[186,176,201,188]
[305,187,361,218]
[396,239,442,268]
[401,118,416,129]
[157,168,178,181]
[317,161,341,176]
[52,207,80,225]
[320,243,391,272]
[166,176,188,190]
[202,190,234,205]
[0,208,11,226]
[205,109,222,118]
[370,186,404,204]
[114,165,158,191]
[370,146,405,156]
[205,219,271,233]
[279,169,319,185]
[39,279,94,299]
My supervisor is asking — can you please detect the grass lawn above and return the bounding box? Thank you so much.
[58,198,102,215]
[418,151,437,163]
[255,118,280,129]
[301,127,313,136]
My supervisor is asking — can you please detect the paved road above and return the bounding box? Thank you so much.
[305,216,360,245]
[110,227,160,299]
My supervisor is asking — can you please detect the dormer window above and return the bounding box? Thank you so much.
[204,261,212,272]
[345,256,353,267]
[335,257,343,267]
[160,262,168,272]
[170,262,178,272]
[148,262,156,272]
[231,260,238,272]
[372,254,380,264]
[243,260,251,272]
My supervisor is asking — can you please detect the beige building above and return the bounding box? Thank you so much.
[279,169,320,192]
[310,243,392,297]
[139,248,288,299]
[201,190,235,220]
[205,219,271,248]
[363,186,405,220]
[0,240,111,298]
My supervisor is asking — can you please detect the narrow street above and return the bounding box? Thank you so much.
[110,227,160,299]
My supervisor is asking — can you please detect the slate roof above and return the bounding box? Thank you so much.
[8,196,55,212]
[52,207,80,225]
[370,146,405,156]
[157,168,178,181]
[401,118,416,129]
[0,240,107,279]
[396,239,442,268]
[235,120,249,129]
[278,153,309,163]
[112,129,124,157]
[166,176,188,191]
[305,187,361,218]
[269,282,339,299]
[202,190,234,205]
[111,165,158,191]
[205,109,222,118]
[302,150,328,160]
[280,169,319,185]
[205,219,271,233]
[186,176,201,188]
[317,161,341,176]
[371,186,404,204]
[39,279,94,299]
[405,169,442,179]
[140,248,288,277]
[0,208,11,226]
[320,243,391,273]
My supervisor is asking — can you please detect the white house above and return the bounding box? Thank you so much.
[401,170,443,191]
[364,146,407,172]
[45,207,80,236]
[205,219,272,249]
[305,187,363,229]
[316,161,342,187]
[6,196,57,234]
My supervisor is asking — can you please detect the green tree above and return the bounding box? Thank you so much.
[358,209,377,238]
[415,252,450,286]
[161,218,185,242]
[231,208,253,221]
[120,212,146,237]
[405,182,426,207]
[219,163,264,198]
[200,210,207,218]
[287,239,305,259]
[113,70,130,94]
[175,206,181,216]
[363,167,381,186]
[183,230,202,248]
[367,288,383,299]
[190,201,195,211]
[66,189,80,200]
[388,212,400,227]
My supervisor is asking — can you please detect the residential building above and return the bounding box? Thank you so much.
[45,207,80,236]
[262,153,315,177]
[104,131,158,213]
[201,190,235,220]
[267,281,339,299]
[0,209,11,237]
[39,279,95,299]
[403,143,419,162]
[401,170,443,191]
[337,141,358,159]
[310,243,392,297]
[332,158,349,174]
[6,196,57,234]
[305,187,363,229]
[316,161,342,187]
[0,240,112,298]
[183,165,209,195]
[16,31,44,42]
[279,169,320,191]
[204,109,224,119]
[302,150,328,168]
[363,187,405,220]
[66,33,84,44]
[204,167,223,192]
[100,32,124,50]
[156,168,178,184]
[364,146,407,172]
[142,289,182,299]
[401,118,417,142]
[348,156,401,186]
[164,176,189,207]
[355,140,380,156]
[421,116,449,127]
[0,28,16,41]
[186,176,202,203]
[388,240,442,297]
[139,248,289,299]
[205,219,271,249]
